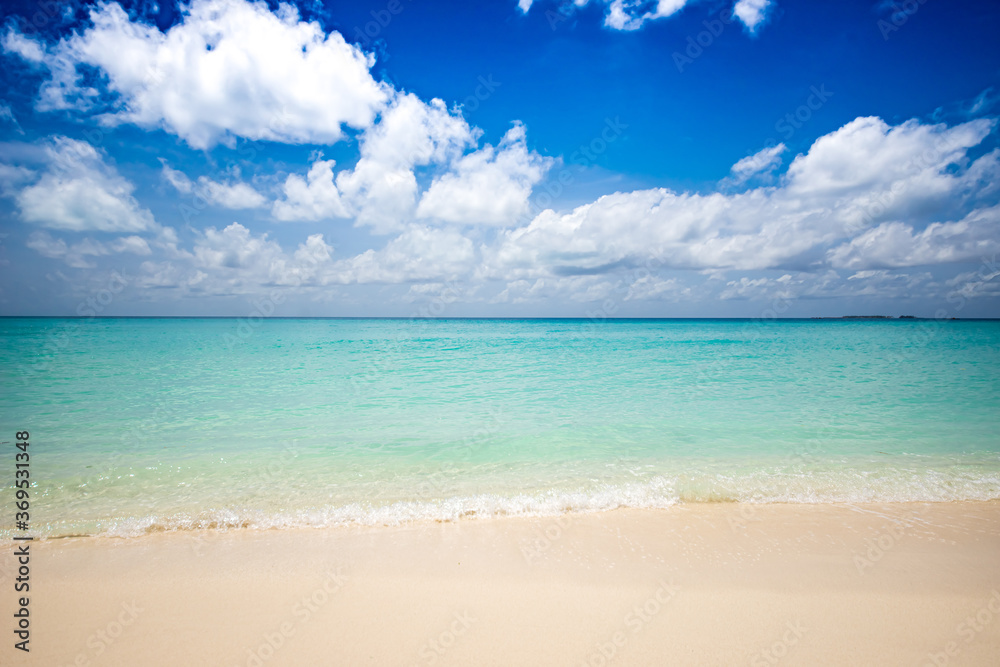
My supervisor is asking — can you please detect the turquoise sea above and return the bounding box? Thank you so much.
[2,317,999,538]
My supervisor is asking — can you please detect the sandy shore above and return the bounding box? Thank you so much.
[3,501,1000,666]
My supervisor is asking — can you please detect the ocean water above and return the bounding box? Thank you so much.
[2,317,999,538]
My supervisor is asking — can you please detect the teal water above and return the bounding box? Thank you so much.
[2,317,999,538]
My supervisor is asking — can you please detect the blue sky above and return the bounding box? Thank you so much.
[0,0,998,316]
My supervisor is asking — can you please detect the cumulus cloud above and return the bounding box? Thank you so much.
[171,222,334,292]
[4,0,550,234]
[727,143,786,184]
[161,162,266,209]
[26,231,108,269]
[4,0,389,149]
[193,222,285,271]
[732,0,772,33]
[605,0,687,31]
[416,123,554,226]
[0,163,35,196]
[197,179,266,209]
[827,206,1000,270]
[335,93,476,233]
[134,222,474,295]
[273,111,551,229]
[522,0,773,33]
[13,136,155,232]
[16,113,998,311]
[783,116,994,201]
[161,163,194,194]
[112,235,153,255]
[1,30,46,63]
[482,116,1000,280]
[327,225,476,283]
[26,230,151,268]
[272,159,350,222]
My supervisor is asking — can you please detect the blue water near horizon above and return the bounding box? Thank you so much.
[2,317,999,538]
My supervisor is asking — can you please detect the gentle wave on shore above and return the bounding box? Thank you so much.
[15,455,1000,538]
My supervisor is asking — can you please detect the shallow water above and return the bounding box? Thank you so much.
[2,317,998,537]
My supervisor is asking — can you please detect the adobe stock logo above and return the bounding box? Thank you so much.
[775,85,834,140]
[878,0,931,40]
[924,590,1000,667]
[352,0,412,48]
[672,10,735,73]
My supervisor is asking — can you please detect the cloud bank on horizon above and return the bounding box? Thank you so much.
[0,0,998,317]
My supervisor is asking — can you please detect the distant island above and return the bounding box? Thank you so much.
[810,315,958,320]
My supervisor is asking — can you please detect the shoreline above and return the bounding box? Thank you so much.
[12,492,1000,541]
[4,501,1000,665]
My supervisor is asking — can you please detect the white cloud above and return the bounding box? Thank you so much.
[844,270,934,299]
[134,221,474,295]
[524,0,772,33]
[416,123,554,226]
[160,162,266,209]
[714,269,935,302]
[137,212,973,305]
[26,230,151,268]
[13,110,998,311]
[26,231,107,269]
[160,163,193,193]
[1,29,46,63]
[649,0,689,20]
[184,222,333,291]
[946,268,1000,300]
[0,102,25,134]
[195,178,266,209]
[335,93,476,233]
[491,276,590,304]
[327,225,476,283]
[272,102,544,229]
[4,0,554,236]
[827,206,1000,270]
[112,235,153,255]
[14,136,155,232]
[193,222,285,271]
[720,273,794,300]
[732,0,772,33]
[482,187,814,278]
[0,163,35,196]
[604,0,641,30]
[489,271,693,305]
[272,159,350,222]
[482,116,1000,281]
[728,143,785,184]
[604,0,686,30]
[624,274,689,301]
[5,0,389,149]
[784,117,994,201]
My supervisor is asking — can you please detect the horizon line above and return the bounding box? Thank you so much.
[1,316,996,321]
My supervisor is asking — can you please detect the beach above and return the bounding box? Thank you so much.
[4,501,999,666]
